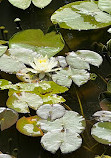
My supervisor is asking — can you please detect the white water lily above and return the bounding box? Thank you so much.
[27,54,59,74]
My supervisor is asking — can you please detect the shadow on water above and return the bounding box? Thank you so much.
[0,0,111,157]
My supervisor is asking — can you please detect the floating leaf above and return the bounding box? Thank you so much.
[93,110,111,122]
[0,45,7,56]
[91,122,111,145]
[7,92,43,113]
[0,107,18,131]
[38,110,85,133]
[0,79,12,89]
[9,29,64,58]
[16,116,43,137]
[95,155,111,158]
[0,153,15,158]
[9,47,38,65]
[51,1,111,30]
[42,94,65,104]
[0,40,8,45]
[8,0,52,9]
[108,28,111,33]
[37,104,65,120]
[6,81,68,97]
[56,56,68,68]
[41,129,82,154]
[0,54,26,74]
[98,0,111,14]
[52,67,90,87]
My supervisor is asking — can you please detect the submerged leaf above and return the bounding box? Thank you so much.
[0,54,26,74]
[37,104,65,120]
[41,130,82,154]
[16,116,43,136]
[91,122,111,145]
[7,92,43,113]
[51,1,111,30]
[9,29,64,58]
[0,107,18,131]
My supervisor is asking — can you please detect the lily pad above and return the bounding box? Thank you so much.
[0,153,15,158]
[38,110,85,133]
[0,54,26,74]
[52,67,90,87]
[0,45,7,56]
[41,129,82,154]
[9,29,64,58]
[6,92,43,113]
[8,0,52,9]
[42,94,66,104]
[0,79,12,89]
[92,110,111,122]
[95,155,111,158]
[37,104,66,120]
[91,122,111,145]
[0,107,18,131]
[51,1,111,30]
[16,116,43,137]
[98,0,111,14]
[107,80,111,92]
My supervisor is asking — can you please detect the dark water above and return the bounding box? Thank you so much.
[0,0,111,158]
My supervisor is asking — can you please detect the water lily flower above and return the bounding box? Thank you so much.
[27,54,60,76]
[8,0,53,10]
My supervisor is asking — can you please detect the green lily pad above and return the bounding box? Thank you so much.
[91,122,111,145]
[52,67,90,87]
[0,107,18,131]
[42,94,65,104]
[98,0,111,14]
[51,1,111,30]
[9,29,64,58]
[41,130,82,154]
[16,116,43,137]
[8,0,52,9]
[0,54,26,74]
[0,45,7,56]
[6,92,43,113]
[0,79,12,89]
[0,40,8,45]
[2,81,68,97]
[95,156,111,158]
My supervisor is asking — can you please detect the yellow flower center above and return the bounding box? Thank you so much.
[38,59,47,63]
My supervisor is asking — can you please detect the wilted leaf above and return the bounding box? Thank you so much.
[51,1,111,30]
[0,45,7,56]
[0,107,18,131]
[16,116,43,136]
[41,130,82,154]
[37,104,66,120]
[91,122,111,145]
[7,92,43,113]
[9,29,64,58]
[0,54,26,74]
[98,0,111,14]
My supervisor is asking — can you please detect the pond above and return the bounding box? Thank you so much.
[0,0,111,158]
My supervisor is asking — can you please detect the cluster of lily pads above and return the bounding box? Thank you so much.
[0,0,111,157]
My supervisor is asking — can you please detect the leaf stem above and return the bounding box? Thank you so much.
[75,87,84,117]
[96,73,107,84]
